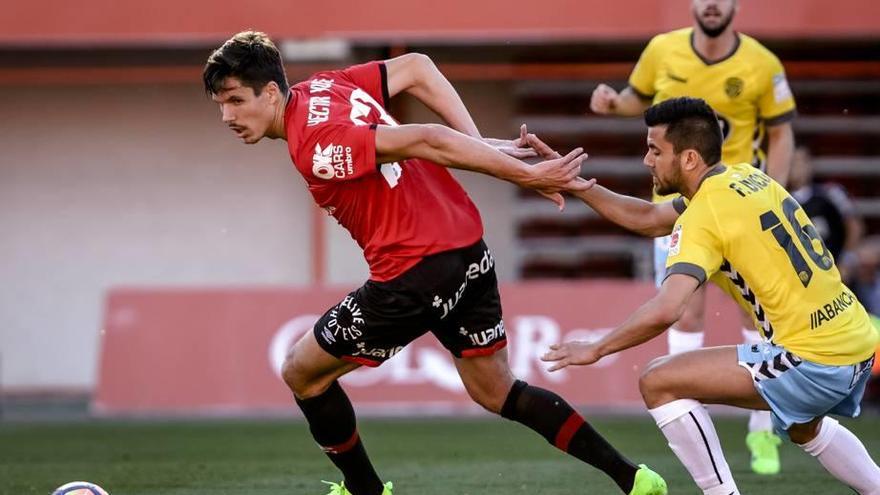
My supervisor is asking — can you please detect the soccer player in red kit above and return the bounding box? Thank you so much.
[203,31,667,495]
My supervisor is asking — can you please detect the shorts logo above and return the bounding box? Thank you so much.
[668,224,682,257]
[433,248,495,320]
[850,358,873,389]
[462,320,506,347]
[323,296,364,341]
[312,143,355,180]
[353,342,404,360]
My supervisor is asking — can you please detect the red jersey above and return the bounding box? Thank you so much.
[285,61,484,282]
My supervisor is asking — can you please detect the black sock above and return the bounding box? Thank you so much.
[500,380,638,493]
[295,381,384,495]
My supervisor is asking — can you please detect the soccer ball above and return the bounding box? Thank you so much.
[51,481,109,495]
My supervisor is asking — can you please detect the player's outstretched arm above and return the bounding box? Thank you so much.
[541,274,699,370]
[384,53,481,138]
[374,123,594,209]
[524,132,679,236]
[384,54,539,159]
[573,186,681,237]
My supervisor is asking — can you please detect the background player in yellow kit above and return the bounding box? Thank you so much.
[543,97,880,495]
[589,0,796,474]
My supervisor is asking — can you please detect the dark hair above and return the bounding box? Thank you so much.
[644,97,722,165]
[203,31,289,96]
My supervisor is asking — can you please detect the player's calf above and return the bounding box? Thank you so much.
[457,332,657,492]
[796,417,880,495]
[281,334,386,495]
[499,379,649,493]
[295,381,385,495]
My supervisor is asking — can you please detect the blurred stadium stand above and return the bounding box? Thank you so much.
[502,40,880,278]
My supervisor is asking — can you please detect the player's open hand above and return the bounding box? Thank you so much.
[484,124,539,159]
[524,141,596,210]
[565,176,597,192]
[590,83,619,115]
[524,131,563,160]
[541,341,602,371]
[537,191,566,211]
[516,130,596,210]
[526,147,587,191]
[522,133,598,191]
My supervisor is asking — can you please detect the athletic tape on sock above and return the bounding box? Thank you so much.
[648,398,702,428]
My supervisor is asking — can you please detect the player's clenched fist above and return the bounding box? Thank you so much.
[590,83,619,114]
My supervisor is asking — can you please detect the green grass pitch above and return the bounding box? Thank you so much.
[2,414,878,494]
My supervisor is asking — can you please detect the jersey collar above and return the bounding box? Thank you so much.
[689,29,742,66]
[283,89,297,140]
[695,164,728,194]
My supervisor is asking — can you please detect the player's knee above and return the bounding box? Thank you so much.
[462,373,514,414]
[281,346,321,398]
[458,352,515,414]
[280,349,302,392]
[639,355,675,407]
[788,417,823,444]
[675,310,703,332]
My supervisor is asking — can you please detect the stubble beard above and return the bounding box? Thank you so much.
[695,10,734,38]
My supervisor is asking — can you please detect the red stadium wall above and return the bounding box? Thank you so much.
[95,281,743,415]
[6,0,879,45]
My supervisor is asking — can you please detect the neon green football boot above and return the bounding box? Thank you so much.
[746,430,782,475]
[321,480,393,495]
[629,464,668,495]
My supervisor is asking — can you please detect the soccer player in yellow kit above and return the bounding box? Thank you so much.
[590,0,796,474]
[542,97,880,495]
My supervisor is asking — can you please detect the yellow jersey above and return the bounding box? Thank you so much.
[629,28,797,201]
[665,163,878,366]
